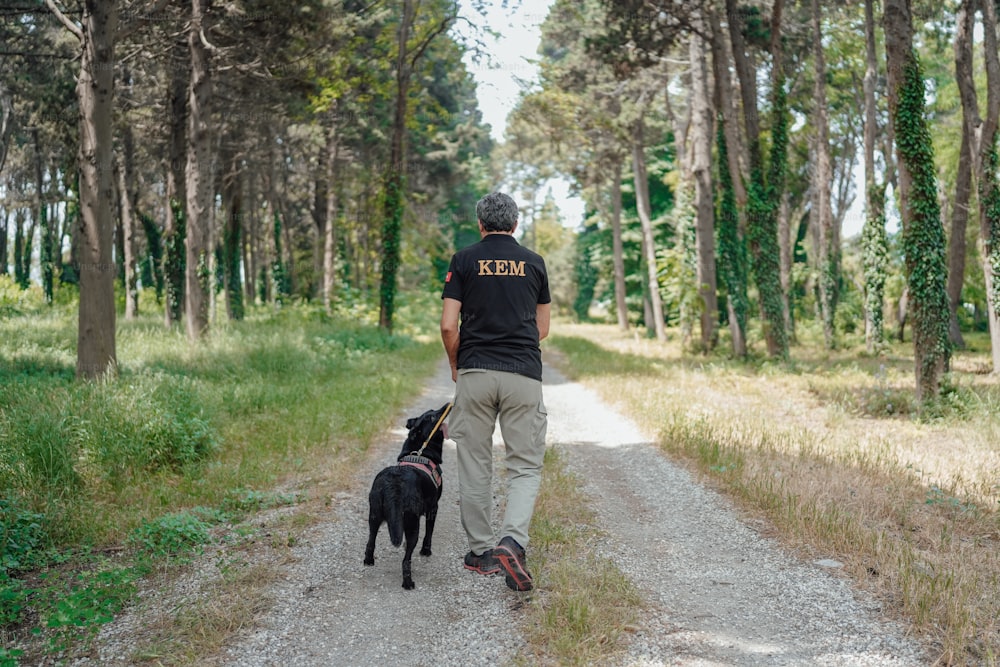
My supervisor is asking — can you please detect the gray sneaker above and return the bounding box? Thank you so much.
[463,549,500,575]
[494,536,532,591]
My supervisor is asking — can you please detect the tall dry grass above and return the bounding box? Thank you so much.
[548,323,999,666]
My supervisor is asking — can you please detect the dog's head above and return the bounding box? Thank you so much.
[398,402,451,465]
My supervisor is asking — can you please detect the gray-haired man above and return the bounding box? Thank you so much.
[440,191,550,591]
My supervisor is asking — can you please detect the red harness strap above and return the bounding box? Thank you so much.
[398,455,442,489]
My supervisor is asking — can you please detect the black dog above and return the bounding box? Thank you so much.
[364,402,450,589]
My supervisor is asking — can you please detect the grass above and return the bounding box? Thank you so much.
[517,447,645,666]
[546,322,1000,667]
[0,289,442,663]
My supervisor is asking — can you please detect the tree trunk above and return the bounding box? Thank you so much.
[712,3,747,358]
[611,157,628,331]
[949,0,977,352]
[74,0,118,378]
[0,209,7,274]
[708,2,746,210]
[632,118,666,342]
[184,0,213,340]
[812,0,836,349]
[728,0,788,358]
[778,192,793,338]
[975,0,1000,373]
[323,124,340,312]
[222,154,244,320]
[33,129,54,304]
[163,49,187,327]
[0,79,13,177]
[884,0,952,400]
[379,0,415,332]
[115,152,139,319]
[948,127,972,351]
[689,16,718,350]
[13,208,25,286]
[862,0,888,354]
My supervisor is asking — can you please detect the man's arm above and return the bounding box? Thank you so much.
[536,302,551,342]
[441,297,462,381]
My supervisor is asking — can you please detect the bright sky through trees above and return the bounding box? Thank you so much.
[456,0,586,228]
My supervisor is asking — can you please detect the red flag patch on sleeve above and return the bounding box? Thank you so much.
[445,271,452,282]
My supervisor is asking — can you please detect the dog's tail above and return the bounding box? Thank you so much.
[387,503,404,547]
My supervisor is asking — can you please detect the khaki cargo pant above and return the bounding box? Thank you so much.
[449,368,547,554]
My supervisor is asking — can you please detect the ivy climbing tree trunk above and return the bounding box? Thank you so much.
[163,49,187,327]
[222,152,244,321]
[184,0,213,340]
[379,0,414,333]
[862,0,888,354]
[323,124,340,314]
[711,1,747,358]
[884,0,952,401]
[728,0,789,358]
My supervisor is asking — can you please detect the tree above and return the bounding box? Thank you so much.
[710,0,748,357]
[811,0,837,349]
[689,6,719,350]
[44,0,120,378]
[379,0,455,332]
[727,0,790,358]
[184,0,213,340]
[862,0,889,354]
[884,0,952,400]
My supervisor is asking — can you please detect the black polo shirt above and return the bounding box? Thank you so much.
[442,234,550,381]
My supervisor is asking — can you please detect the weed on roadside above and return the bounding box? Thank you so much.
[518,447,644,666]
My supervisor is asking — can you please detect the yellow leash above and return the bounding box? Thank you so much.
[414,402,452,456]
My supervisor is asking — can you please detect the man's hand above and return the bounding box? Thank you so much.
[441,297,462,382]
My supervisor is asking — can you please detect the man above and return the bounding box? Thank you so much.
[440,191,550,592]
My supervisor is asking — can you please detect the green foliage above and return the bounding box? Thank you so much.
[0,276,49,318]
[573,222,601,320]
[0,499,46,572]
[43,566,139,651]
[659,185,699,336]
[127,510,214,561]
[861,183,889,350]
[746,72,791,359]
[379,173,404,330]
[715,121,749,347]
[893,54,951,398]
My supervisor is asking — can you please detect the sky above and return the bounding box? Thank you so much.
[456,0,586,228]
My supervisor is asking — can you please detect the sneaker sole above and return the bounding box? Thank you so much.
[463,563,500,575]
[494,545,533,591]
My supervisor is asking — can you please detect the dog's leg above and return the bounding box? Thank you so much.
[420,505,437,557]
[364,514,380,566]
[401,514,420,589]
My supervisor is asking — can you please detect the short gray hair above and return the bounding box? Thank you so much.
[476,192,519,232]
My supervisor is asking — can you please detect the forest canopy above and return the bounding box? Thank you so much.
[1,0,999,400]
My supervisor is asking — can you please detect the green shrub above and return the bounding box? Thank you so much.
[73,374,218,486]
[127,510,215,561]
[0,498,46,572]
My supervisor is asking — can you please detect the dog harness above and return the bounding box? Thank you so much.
[396,402,451,490]
[398,455,442,489]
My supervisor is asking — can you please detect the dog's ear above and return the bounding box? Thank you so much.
[405,417,417,430]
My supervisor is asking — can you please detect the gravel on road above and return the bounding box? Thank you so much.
[74,357,930,666]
